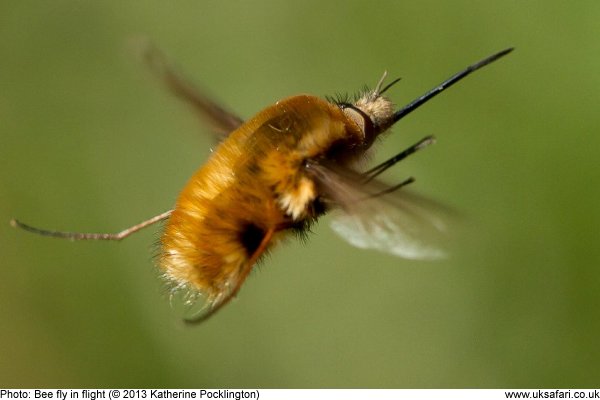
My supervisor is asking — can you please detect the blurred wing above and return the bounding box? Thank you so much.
[307,162,450,260]
[140,42,243,141]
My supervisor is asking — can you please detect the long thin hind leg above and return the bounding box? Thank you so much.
[10,210,172,241]
[184,227,276,325]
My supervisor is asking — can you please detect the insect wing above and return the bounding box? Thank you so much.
[308,162,449,260]
[140,43,243,140]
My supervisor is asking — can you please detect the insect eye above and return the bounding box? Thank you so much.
[341,104,373,140]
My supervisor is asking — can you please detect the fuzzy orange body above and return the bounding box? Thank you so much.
[10,48,512,324]
[160,95,363,303]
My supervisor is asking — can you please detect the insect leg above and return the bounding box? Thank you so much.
[366,177,416,200]
[9,210,172,241]
[363,135,435,182]
[184,226,276,325]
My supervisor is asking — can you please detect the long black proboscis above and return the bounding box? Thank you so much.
[392,48,513,123]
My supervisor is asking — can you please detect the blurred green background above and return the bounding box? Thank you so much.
[2,0,599,388]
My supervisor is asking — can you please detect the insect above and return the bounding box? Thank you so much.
[11,47,513,324]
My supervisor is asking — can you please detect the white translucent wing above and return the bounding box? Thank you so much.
[308,162,451,260]
[329,196,448,260]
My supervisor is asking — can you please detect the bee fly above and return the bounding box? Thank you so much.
[11,47,513,323]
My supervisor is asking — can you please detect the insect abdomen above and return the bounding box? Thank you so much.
[160,95,360,299]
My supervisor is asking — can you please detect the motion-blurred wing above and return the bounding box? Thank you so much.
[307,162,450,260]
[140,43,243,141]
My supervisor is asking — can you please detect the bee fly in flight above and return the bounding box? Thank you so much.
[11,47,513,324]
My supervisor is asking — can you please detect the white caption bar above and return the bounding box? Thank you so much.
[1,389,599,400]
